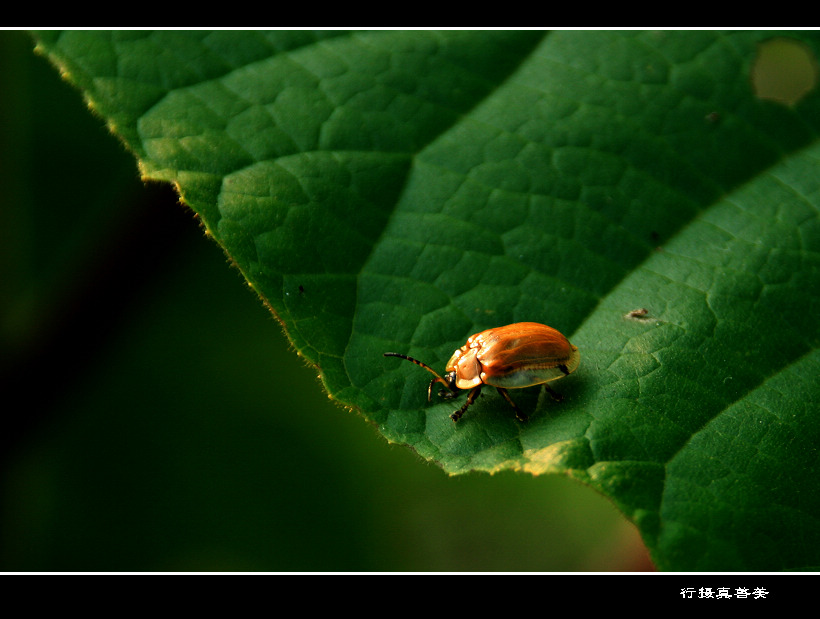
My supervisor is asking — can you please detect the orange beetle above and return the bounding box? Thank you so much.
[384,322,580,422]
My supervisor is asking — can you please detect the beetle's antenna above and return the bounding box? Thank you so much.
[383,352,452,401]
[383,352,444,379]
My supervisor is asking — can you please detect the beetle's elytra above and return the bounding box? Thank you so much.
[384,322,579,423]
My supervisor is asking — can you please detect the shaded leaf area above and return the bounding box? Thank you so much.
[35,30,820,570]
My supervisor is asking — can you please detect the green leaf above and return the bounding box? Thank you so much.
[34,30,820,571]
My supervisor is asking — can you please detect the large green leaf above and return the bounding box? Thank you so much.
[34,30,820,571]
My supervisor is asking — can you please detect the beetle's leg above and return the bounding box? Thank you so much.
[544,383,563,402]
[496,388,529,423]
[450,385,482,422]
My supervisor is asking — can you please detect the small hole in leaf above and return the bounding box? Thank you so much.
[752,38,818,106]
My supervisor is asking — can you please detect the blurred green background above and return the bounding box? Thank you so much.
[0,30,651,572]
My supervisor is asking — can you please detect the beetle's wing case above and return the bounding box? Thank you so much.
[473,322,580,389]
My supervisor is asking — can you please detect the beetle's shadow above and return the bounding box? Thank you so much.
[429,375,586,427]
[455,386,544,425]
[536,372,588,418]
[501,379,585,424]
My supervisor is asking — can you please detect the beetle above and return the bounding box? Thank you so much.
[384,322,580,423]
